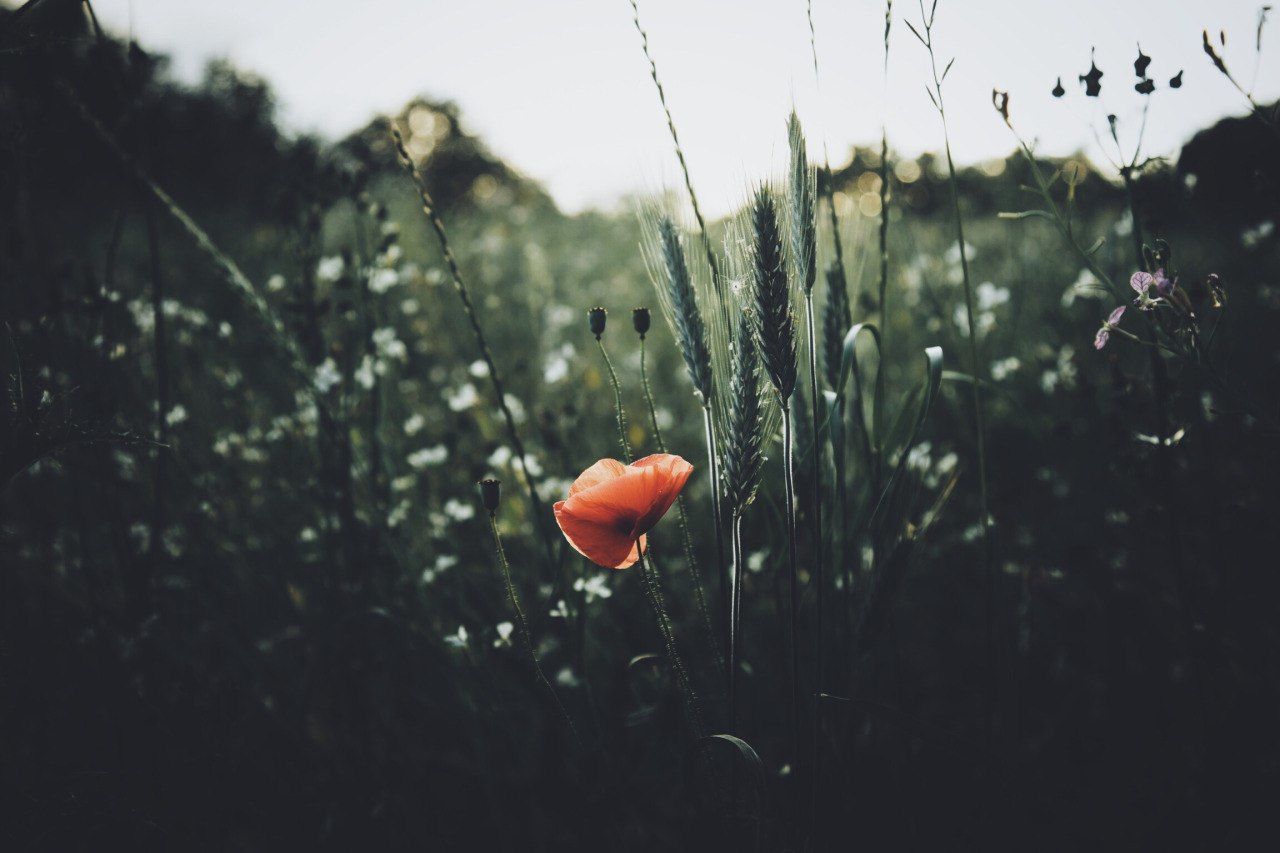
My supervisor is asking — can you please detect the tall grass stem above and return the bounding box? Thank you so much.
[390,128,559,578]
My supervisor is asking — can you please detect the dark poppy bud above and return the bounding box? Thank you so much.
[1169,70,1183,88]
[1052,77,1065,98]
[588,307,607,339]
[632,307,651,337]
[1080,52,1104,97]
[1134,47,1152,78]
[479,478,501,515]
[1135,78,1155,94]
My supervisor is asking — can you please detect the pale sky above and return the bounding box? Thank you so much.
[90,0,1278,216]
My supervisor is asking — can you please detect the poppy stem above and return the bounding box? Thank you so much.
[640,336,723,677]
[488,512,581,748]
[637,545,705,739]
[595,337,633,463]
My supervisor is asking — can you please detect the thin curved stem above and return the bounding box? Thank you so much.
[637,546,705,738]
[489,514,581,748]
[919,15,995,749]
[641,338,723,675]
[595,337,633,462]
[628,0,721,290]
[392,129,559,578]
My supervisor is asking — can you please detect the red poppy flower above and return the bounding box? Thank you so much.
[553,454,694,569]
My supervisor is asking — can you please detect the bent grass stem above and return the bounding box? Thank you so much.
[488,513,581,748]
[640,336,723,676]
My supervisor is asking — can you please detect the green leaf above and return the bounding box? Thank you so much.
[834,322,885,487]
[868,346,944,535]
[997,209,1053,221]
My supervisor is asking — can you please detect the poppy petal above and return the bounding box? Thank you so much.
[569,459,627,497]
[628,454,694,533]
[554,499,642,569]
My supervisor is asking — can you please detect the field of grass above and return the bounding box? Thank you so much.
[3,2,1280,849]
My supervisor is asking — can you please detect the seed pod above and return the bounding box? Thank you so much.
[632,307,651,337]
[479,478,501,515]
[588,306,607,339]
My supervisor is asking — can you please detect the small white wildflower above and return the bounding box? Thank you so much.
[549,599,570,619]
[404,413,426,435]
[547,305,574,329]
[391,474,417,492]
[218,321,233,339]
[907,442,932,472]
[521,454,543,478]
[573,574,613,603]
[443,498,474,522]
[503,394,526,424]
[372,327,407,361]
[444,625,469,648]
[267,273,287,292]
[368,268,399,294]
[164,404,188,427]
[317,255,344,283]
[990,357,1021,381]
[387,500,411,528]
[408,445,448,469]
[298,527,318,543]
[469,360,489,378]
[976,281,1010,311]
[493,622,514,648]
[544,356,568,383]
[448,383,479,412]
[313,358,341,393]
[354,355,376,390]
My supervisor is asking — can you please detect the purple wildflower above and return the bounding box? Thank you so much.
[1130,270,1174,311]
[1094,305,1126,351]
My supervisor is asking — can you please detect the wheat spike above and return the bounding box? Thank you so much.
[748,187,798,404]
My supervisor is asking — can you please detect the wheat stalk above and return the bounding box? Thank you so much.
[747,186,801,779]
[724,310,767,737]
[640,212,730,638]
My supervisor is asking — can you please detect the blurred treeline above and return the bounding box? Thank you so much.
[4,2,1280,849]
